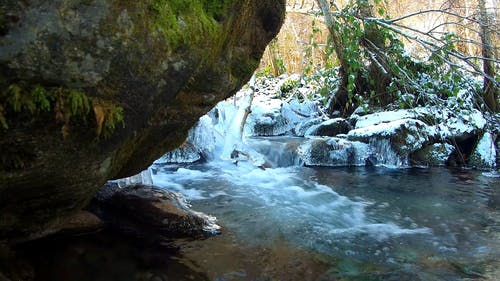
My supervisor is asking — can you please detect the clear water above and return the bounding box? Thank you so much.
[147,159,500,280]
[22,141,500,281]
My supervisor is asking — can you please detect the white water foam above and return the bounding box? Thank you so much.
[152,162,431,244]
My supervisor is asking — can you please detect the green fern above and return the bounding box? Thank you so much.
[6,84,23,112]
[1,83,124,139]
[67,89,90,116]
[31,85,51,112]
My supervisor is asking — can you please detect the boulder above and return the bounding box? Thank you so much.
[347,119,432,156]
[305,118,351,137]
[411,143,455,166]
[90,184,220,239]
[298,137,373,167]
[0,0,286,241]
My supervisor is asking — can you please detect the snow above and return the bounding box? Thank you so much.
[470,131,497,169]
[295,118,323,137]
[348,119,428,140]
[432,109,486,141]
[354,110,418,129]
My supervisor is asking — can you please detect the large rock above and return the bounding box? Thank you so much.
[298,137,373,167]
[90,184,220,239]
[305,118,351,137]
[347,119,432,156]
[0,0,285,241]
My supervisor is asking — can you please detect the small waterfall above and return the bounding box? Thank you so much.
[247,137,305,167]
[111,168,154,187]
[371,139,409,167]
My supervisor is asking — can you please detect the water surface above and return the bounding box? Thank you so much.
[150,162,500,280]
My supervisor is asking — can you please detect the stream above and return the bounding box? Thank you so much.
[21,137,500,281]
[150,148,500,280]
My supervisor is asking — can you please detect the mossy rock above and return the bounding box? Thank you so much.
[0,0,286,242]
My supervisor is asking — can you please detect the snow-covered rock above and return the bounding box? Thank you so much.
[294,118,323,137]
[305,118,351,137]
[348,119,432,155]
[251,112,290,136]
[155,143,202,164]
[470,131,497,169]
[432,109,486,142]
[411,143,455,166]
[298,137,374,167]
[354,109,420,129]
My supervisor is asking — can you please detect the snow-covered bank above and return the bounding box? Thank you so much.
[158,74,499,170]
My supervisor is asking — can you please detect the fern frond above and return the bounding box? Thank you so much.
[31,85,51,112]
[7,84,22,112]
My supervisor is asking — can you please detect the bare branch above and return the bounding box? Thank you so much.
[385,9,481,25]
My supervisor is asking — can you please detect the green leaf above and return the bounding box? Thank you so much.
[7,84,22,112]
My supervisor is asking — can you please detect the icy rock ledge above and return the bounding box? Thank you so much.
[298,137,374,167]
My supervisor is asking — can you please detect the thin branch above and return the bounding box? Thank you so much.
[385,9,481,25]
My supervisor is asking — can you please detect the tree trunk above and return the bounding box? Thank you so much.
[479,0,499,112]
[317,0,394,116]
[359,0,394,106]
[316,0,351,116]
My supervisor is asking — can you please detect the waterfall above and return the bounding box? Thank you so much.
[247,137,304,167]
[370,139,409,168]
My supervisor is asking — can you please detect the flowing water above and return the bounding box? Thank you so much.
[22,138,500,281]
[145,137,500,280]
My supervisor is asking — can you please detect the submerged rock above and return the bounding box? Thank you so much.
[0,0,286,241]
[91,184,220,239]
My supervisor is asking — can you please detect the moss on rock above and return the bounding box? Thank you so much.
[0,0,286,242]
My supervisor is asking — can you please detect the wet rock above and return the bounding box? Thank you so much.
[90,184,220,240]
[411,143,455,166]
[56,211,103,235]
[305,118,351,137]
[298,137,373,167]
[469,131,497,169]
